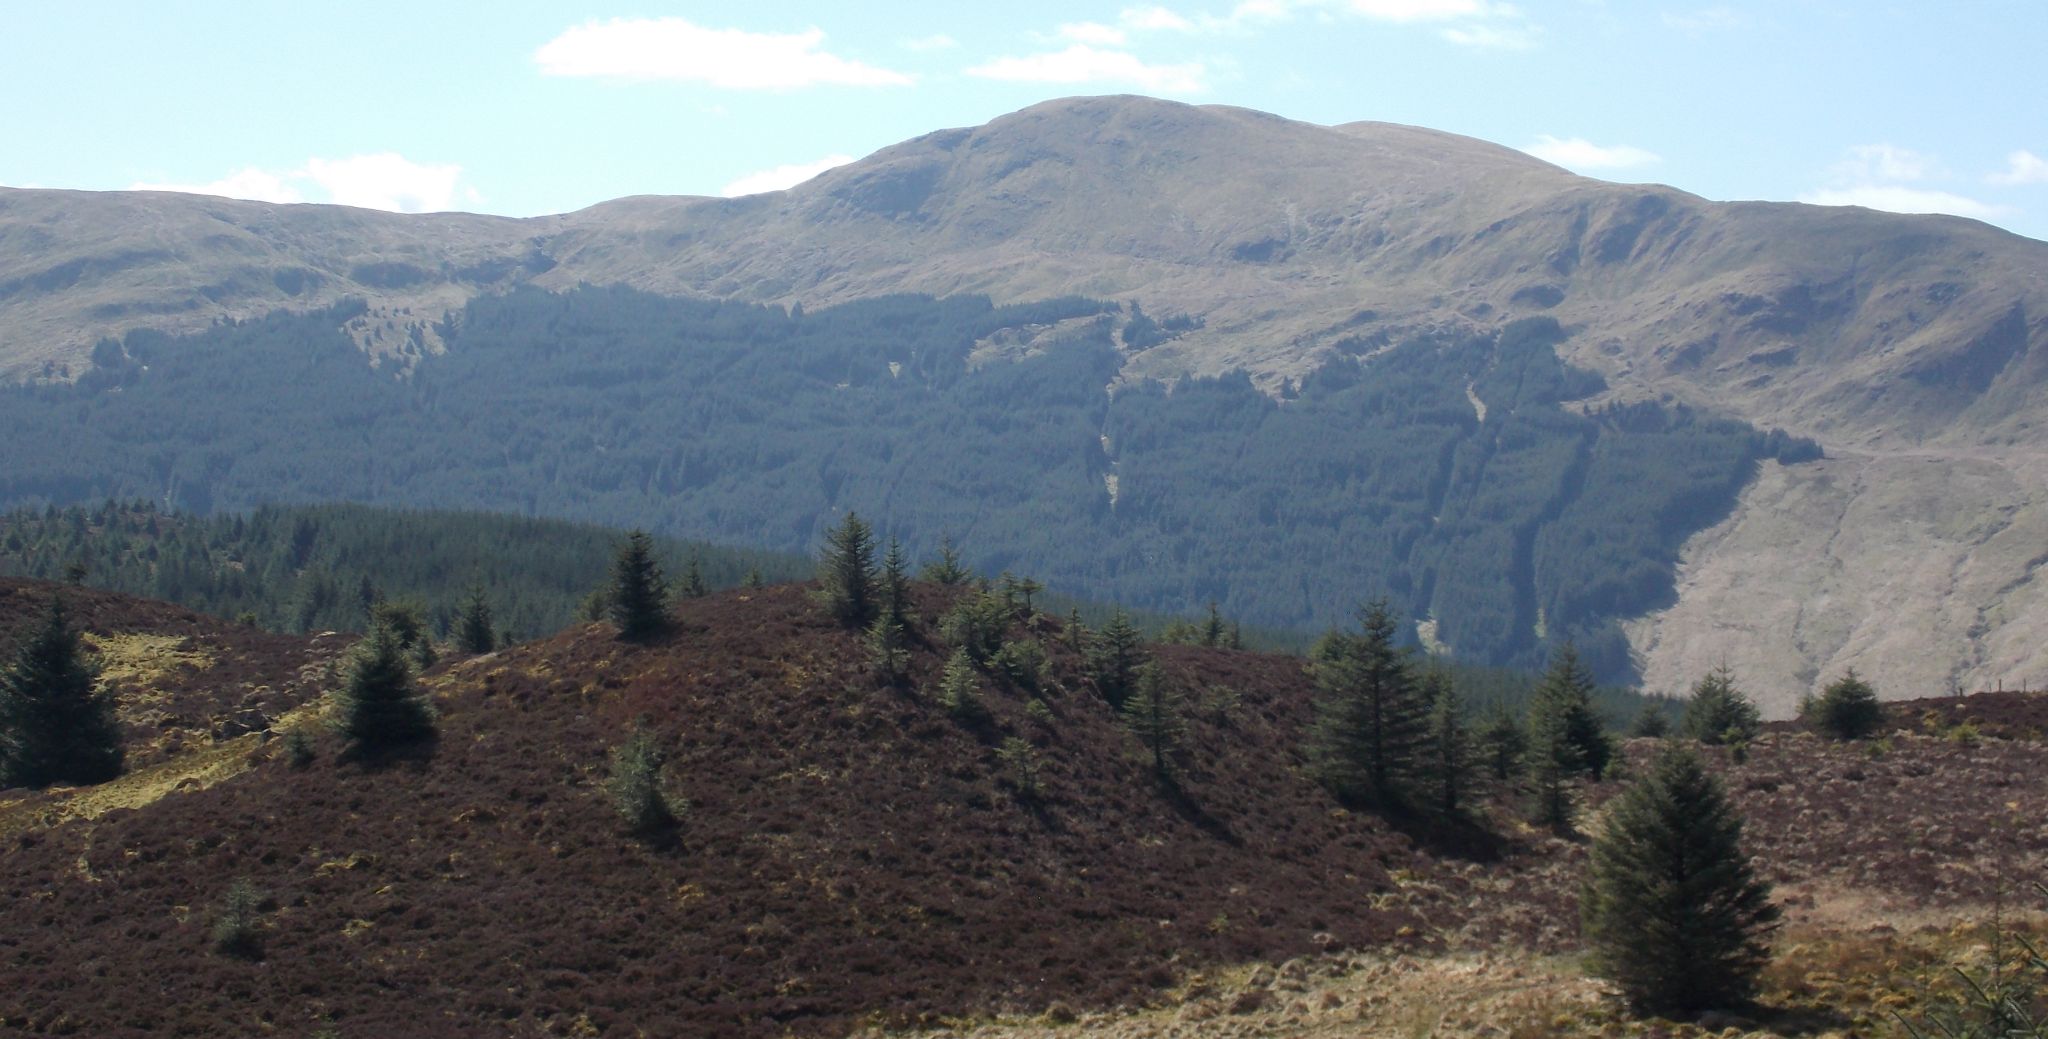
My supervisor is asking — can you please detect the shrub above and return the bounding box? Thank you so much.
[606,727,679,837]
[210,877,265,959]
[997,736,1042,799]
[993,638,1046,692]
[1807,670,1883,740]
[939,649,989,728]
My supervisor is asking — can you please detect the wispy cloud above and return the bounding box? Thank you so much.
[132,167,304,205]
[1988,150,2048,186]
[1057,21,1131,45]
[1830,143,1942,184]
[966,44,1207,93]
[1523,135,1659,170]
[130,153,474,213]
[1440,22,1536,49]
[1802,143,2003,221]
[535,17,912,89]
[1663,5,1749,33]
[900,33,959,52]
[1111,0,1533,45]
[1799,185,2005,221]
[721,154,855,197]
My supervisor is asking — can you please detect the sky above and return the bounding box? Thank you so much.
[3,1,2045,241]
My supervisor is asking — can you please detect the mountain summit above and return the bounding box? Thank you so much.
[3,95,2045,706]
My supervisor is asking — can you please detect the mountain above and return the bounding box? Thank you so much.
[4,578,2045,1036]
[2,96,2045,710]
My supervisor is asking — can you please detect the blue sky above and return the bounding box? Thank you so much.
[4,2,2045,240]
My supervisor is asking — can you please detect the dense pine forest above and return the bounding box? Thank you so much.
[0,287,1818,681]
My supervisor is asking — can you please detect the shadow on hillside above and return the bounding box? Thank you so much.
[1163,780,1243,847]
[338,735,439,771]
[1385,809,1512,863]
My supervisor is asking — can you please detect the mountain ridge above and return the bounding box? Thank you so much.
[3,94,2046,705]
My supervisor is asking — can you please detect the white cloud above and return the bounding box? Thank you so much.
[128,153,470,213]
[534,17,912,89]
[303,154,466,212]
[1799,185,2005,221]
[900,33,959,51]
[1989,150,2048,186]
[1523,135,1659,170]
[1831,143,1941,184]
[1344,0,1503,23]
[131,167,306,204]
[721,154,855,197]
[1058,21,1130,45]
[966,44,1207,93]
[1441,22,1535,49]
[1120,5,1197,30]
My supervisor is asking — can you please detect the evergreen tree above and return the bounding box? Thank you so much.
[455,584,496,655]
[1201,601,1226,648]
[1086,608,1148,709]
[866,614,908,684]
[333,623,435,749]
[0,598,123,789]
[1064,607,1088,649]
[920,536,971,586]
[1422,667,1471,817]
[608,530,668,643]
[1631,705,1672,739]
[742,567,764,590]
[1479,706,1526,781]
[1681,665,1761,746]
[680,552,707,598]
[606,726,678,837]
[1807,670,1883,740]
[1304,599,1426,808]
[939,648,987,726]
[818,512,877,628]
[1015,576,1043,616]
[1122,660,1186,780]
[1528,643,1611,779]
[1582,746,1779,1014]
[878,537,910,628]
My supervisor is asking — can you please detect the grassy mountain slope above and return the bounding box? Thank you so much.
[5,580,2048,1036]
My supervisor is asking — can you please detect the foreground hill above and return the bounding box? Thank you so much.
[5,579,2048,1036]
[3,95,2046,705]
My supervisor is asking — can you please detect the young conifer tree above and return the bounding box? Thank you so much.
[609,530,668,643]
[920,536,971,586]
[819,512,877,628]
[455,584,496,655]
[1582,746,1779,1014]
[878,536,910,628]
[680,552,708,599]
[1681,665,1761,746]
[0,598,123,789]
[334,622,436,749]
[1087,608,1148,709]
[1808,670,1883,740]
[1527,643,1611,779]
[1422,667,1471,817]
[1122,660,1187,781]
[1304,599,1425,808]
